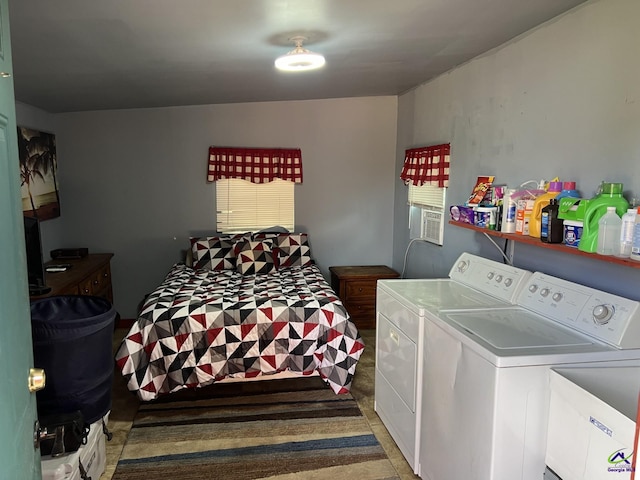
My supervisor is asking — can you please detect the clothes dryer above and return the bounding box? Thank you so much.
[375,252,532,474]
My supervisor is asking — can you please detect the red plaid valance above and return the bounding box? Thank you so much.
[207,147,303,184]
[400,143,450,188]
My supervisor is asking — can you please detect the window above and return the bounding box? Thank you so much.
[207,146,302,233]
[216,178,294,233]
[401,143,450,245]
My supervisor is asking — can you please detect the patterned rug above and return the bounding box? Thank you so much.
[111,376,400,480]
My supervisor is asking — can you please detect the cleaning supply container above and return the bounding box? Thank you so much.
[529,181,563,238]
[578,182,629,253]
[618,208,637,257]
[554,181,580,201]
[563,220,583,248]
[630,206,640,262]
[541,199,563,243]
[475,206,498,229]
[500,188,518,233]
[596,207,622,256]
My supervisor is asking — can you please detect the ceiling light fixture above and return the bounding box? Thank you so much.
[275,36,326,72]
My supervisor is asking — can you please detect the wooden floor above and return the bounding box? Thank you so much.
[101,328,419,480]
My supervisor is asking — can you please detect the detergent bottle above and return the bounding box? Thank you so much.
[555,181,580,201]
[529,181,563,238]
[578,182,629,253]
[513,180,546,235]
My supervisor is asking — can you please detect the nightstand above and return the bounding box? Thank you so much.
[329,265,399,329]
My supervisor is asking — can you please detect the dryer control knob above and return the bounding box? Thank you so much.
[552,292,564,303]
[457,261,468,272]
[593,305,614,325]
[504,278,513,287]
[529,284,538,293]
[487,272,495,279]
[540,288,551,297]
[495,275,503,283]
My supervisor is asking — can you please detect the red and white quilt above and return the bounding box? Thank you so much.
[115,263,364,401]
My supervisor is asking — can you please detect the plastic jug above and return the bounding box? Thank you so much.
[541,199,563,243]
[630,206,640,262]
[596,207,622,255]
[578,182,630,253]
[619,208,637,257]
[555,181,580,201]
[529,181,563,238]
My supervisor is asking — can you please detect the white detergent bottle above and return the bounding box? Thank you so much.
[597,206,622,256]
[630,207,640,262]
[618,208,637,257]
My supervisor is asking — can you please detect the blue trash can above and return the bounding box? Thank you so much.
[30,295,116,424]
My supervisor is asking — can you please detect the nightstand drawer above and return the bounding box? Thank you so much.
[344,299,376,320]
[345,280,377,299]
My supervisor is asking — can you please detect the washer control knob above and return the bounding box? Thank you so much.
[593,305,614,325]
[529,284,538,293]
[540,288,551,297]
[552,292,564,303]
[495,275,503,283]
[504,278,513,287]
[457,261,468,272]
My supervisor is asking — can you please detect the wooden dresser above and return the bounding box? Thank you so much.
[31,253,114,303]
[329,265,399,330]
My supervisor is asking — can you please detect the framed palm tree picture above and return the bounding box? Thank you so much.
[17,127,60,220]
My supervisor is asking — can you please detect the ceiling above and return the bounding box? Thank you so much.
[8,0,588,114]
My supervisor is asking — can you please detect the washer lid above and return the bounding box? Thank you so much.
[443,308,597,350]
[378,279,512,313]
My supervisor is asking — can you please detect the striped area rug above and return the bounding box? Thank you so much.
[111,377,400,480]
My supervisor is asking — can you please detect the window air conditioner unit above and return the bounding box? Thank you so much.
[410,207,445,246]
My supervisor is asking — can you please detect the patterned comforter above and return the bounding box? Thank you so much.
[115,263,364,401]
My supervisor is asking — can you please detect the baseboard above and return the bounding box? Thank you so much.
[115,317,135,329]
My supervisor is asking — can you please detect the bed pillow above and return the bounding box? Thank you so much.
[190,233,250,270]
[234,239,277,275]
[252,232,312,269]
[276,233,312,269]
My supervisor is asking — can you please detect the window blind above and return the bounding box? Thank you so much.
[216,178,294,233]
[408,183,446,210]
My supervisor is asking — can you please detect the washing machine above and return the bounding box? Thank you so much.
[419,271,640,480]
[375,252,533,474]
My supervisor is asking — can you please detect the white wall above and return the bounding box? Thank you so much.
[49,97,397,318]
[393,0,640,299]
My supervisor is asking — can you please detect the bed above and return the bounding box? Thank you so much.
[115,232,365,401]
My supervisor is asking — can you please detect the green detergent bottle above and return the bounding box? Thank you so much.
[578,182,629,253]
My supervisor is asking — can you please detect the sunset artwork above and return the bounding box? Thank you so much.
[18,127,60,220]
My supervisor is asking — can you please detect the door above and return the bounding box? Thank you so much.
[0,0,41,478]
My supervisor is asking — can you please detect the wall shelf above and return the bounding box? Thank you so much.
[449,220,640,270]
